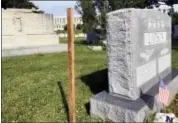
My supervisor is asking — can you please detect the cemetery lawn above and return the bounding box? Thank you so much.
[60,37,86,44]
[2,41,106,122]
[2,39,178,122]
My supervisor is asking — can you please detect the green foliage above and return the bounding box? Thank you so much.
[75,29,83,34]
[55,30,66,34]
[75,0,98,33]
[63,24,76,31]
[91,40,102,46]
[59,37,86,44]
[32,9,44,14]
[2,0,38,9]
[168,7,174,17]
[172,12,178,25]
[106,0,152,10]
[75,0,178,37]
[76,24,83,30]
[166,0,178,6]
[95,0,161,38]
[145,113,155,123]
[64,24,67,31]
[55,29,83,36]
[75,0,161,36]
[172,12,178,37]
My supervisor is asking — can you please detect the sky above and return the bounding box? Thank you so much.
[31,1,178,17]
[31,1,79,16]
[173,4,178,12]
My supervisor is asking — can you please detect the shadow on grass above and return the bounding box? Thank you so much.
[80,68,108,94]
[80,69,108,115]
[60,38,88,46]
[74,39,88,45]
[85,103,90,115]
[172,40,178,50]
[57,81,69,122]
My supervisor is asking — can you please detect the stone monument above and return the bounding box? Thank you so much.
[90,8,178,122]
[2,9,67,57]
[2,9,58,49]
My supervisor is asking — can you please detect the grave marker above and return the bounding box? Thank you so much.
[90,8,178,122]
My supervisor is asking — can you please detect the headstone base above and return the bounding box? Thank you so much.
[90,69,178,122]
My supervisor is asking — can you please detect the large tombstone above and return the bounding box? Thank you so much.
[90,8,178,122]
[107,8,172,100]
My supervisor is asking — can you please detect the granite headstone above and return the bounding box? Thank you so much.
[107,8,172,100]
[90,8,178,122]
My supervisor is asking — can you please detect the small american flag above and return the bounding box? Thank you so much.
[157,78,170,106]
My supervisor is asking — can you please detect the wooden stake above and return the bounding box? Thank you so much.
[67,8,76,123]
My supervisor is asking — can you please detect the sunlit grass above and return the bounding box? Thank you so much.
[2,39,178,122]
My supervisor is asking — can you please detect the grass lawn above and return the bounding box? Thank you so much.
[56,29,83,35]
[2,41,106,122]
[59,37,86,44]
[2,39,178,122]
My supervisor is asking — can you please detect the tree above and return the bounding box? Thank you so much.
[166,0,178,6]
[93,0,158,39]
[166,0,178,16]
[75,0,98,33]
[171,12,178,37]
[64,24,76,31]
[76,24,83,30]
[75,0,160,35]
[76,0,178,37]
[172,12,178,25]
[2,0,38,9]
[64,24,67,31]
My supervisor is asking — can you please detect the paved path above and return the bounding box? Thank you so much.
[2,44,67,57]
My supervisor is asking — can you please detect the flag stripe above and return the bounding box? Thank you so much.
[157,87,169,106]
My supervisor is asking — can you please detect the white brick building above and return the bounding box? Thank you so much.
[54,15,83,31]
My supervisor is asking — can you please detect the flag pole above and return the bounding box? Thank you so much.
[67,8,76,123]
